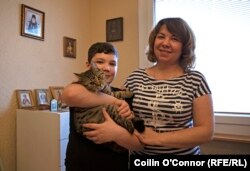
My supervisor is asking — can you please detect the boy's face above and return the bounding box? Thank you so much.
[87,53,118,84]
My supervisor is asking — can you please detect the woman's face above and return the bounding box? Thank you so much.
[154,25,183,65]
[88,53,118,84]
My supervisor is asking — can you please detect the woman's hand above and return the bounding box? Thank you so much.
[113,99,134,119]
[83,108,122,144]
[134,127,159,146]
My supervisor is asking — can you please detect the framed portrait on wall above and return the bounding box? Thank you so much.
[63,37,76,58]
[106,17,123,42]
[21,4,45,41]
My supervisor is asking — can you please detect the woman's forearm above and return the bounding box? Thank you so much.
[114,127,143,151]
[157,126,214,148]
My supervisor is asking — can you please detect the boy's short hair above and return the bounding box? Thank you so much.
[88,42,118,63]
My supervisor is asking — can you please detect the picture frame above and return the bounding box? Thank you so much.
[63,37,76,58]
[49,86,64,101]
[16,90,35,109]
[21,4,45,41]
[34,89,51,107]
[106,17,123,42]
[49,86,67,109]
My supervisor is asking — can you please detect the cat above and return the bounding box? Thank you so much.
[73,63,145,152]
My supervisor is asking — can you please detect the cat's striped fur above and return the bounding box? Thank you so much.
[72,64,144,152]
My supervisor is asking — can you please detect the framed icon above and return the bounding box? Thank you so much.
[49,86,64,100]
[49,86,67,109]
[16,90,35,108]
[21,4,45,41]
[34,89,51,108]
[106,17,123,42]
[63,37,76,58]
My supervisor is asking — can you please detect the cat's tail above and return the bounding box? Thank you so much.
[112,90,133,99]
[132,117,145,133]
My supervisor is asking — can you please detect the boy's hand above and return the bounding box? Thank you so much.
[113,99,134,119]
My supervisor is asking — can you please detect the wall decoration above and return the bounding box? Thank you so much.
[106,17,123,42]
[49,86,67,109]
[49,86,64,100]
[34,89,51,108]
[63,37,76,58]
[21,4,45,41]
[16,90,35,108]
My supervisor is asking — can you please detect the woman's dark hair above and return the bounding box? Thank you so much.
[87,42,118,63]
[146,17,196,71]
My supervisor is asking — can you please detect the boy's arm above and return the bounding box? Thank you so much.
[62,83,132,117]
[62,83,117,107]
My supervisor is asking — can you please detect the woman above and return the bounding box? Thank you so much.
[124,17,214,155]
[62,42,142,171]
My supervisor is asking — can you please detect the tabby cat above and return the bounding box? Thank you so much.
[73,64,144,152]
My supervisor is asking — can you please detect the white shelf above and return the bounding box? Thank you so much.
[16,109,69,171]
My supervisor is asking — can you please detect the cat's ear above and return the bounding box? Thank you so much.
[90,62,100,72]
[90,62,97,68]
[74,73,81,78]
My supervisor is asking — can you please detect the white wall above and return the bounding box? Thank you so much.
[0,1,90,170]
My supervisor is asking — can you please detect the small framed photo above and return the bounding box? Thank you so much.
[35,89,51,107]
[49,86,64,100]
[16,90,35,108]
[21,4,45,41]
[50,86,67,109]
[106,17,123,42]
[63,37,76,58]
